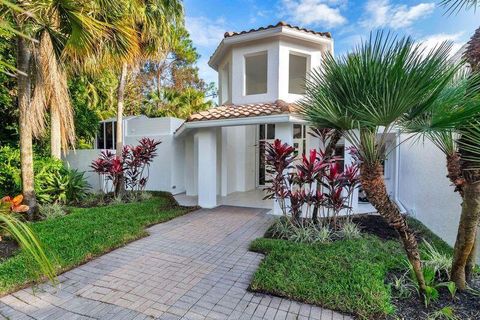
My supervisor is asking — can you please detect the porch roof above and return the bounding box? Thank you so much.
[174,100,306,137]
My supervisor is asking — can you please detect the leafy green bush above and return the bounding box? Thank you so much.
[0,146,89,204]
[39,203,66,220]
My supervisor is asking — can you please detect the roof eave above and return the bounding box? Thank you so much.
[174,114,307,137]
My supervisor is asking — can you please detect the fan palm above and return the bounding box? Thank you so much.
[300,32,459,295]
[401,73,480,289]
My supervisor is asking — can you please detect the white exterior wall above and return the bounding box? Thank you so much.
[63,150,104,191]
[397,135,480,261]
[65,117,186,195]
[277,39,323,103]
[230,40,280,104]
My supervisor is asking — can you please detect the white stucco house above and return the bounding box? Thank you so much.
[64,21,477,254]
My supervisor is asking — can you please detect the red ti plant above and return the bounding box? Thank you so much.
[264,139,359,228]
[263,140,296,217]
[91,138,161,197]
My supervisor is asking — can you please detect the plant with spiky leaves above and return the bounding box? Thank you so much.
[300,31,461,297]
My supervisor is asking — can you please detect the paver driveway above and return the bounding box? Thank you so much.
[0,206,351,320]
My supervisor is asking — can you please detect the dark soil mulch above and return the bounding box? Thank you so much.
[387,274,480,320]
[0,238,18,261]
[351,214,400,240]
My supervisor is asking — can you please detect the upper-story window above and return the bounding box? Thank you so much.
[289,53,308,94]
[245,51,267,95]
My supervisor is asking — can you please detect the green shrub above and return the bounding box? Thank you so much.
[0,146,89,204]
[39,203,66,220]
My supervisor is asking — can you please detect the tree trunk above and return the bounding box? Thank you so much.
[451,181,480,290]
[50,105,61,159]
[17,37,37,220]
[446,152,464,196]
[360,162,427,295]
[465,230,478,283]
[115,62,128,196]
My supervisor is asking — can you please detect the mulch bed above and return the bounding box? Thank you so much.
[351,214,399,240]
[387,275,480,320]
[0,238,18,261]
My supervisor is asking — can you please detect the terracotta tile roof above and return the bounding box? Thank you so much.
[187,100,298,122]
[223,21,331,39]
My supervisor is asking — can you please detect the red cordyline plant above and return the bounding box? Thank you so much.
[264,139,360,228]
[91,138,161,196]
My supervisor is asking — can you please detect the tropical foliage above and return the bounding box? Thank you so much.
[91,138,161,197]
[0,146,89,205]
[300,32,463,296]
[263,139,359,227]
[0,195,56,284]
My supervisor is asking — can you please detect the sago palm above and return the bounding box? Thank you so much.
[300,32,459,295]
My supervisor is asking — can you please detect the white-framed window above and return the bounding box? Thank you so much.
[288,53,308,95]
[257,124,275,186]
[96,121,116,149]
[293,124,307,158]
[245,51,268,95]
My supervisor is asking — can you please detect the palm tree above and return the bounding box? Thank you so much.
[108,0,183,195]
[300,32,459,295]
[400,72,480,289]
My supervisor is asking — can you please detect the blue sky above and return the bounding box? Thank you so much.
[183,0,479,87]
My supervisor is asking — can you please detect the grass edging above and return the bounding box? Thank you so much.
[0,193,197,296]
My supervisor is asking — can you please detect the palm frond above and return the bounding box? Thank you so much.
[300,31,458,164]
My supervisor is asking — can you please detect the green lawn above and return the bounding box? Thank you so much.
[249,218,452,319]
[0,194,193,295]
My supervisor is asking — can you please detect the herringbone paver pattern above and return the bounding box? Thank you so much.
[0,206,351,320]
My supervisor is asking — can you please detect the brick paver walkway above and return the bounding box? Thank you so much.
[0,206,351,320]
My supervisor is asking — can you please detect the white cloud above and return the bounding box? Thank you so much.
[281,0,347,28]
[418,32,464,57]
[362,0,435,29]
[185,16,225,47]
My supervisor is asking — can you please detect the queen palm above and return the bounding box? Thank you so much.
[5,0,128,216]
[106,0,183,195]
[300,32,459,295]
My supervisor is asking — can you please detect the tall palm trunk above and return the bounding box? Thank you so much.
[360,162,427,294]
[50,105,61,159]
[17,37,37,220]
[115,62,128,196]
[451,173,480,289]
[445,151,479,287]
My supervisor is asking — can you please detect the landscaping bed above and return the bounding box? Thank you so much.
[249,215,477,319]
[0,193,194,295]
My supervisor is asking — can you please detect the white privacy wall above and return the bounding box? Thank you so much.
[64,117,186,195]
[397,135,464,246]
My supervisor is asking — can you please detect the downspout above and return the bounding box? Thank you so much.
[393,129,408,214]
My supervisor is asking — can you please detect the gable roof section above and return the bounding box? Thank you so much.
[186,100,298,122]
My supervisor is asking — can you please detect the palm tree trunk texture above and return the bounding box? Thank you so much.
[360,162,427,294]
[465,233,478,282]
[446,152,464,196]
[50,105,61,159]
[445,152,479,286]
[17,37,38,220]
[115,62,128,196]
[451,181,480,290]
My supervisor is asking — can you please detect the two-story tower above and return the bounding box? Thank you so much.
[176,22,343,210]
